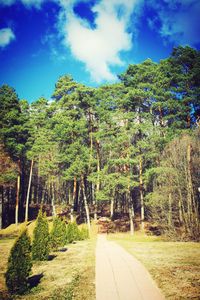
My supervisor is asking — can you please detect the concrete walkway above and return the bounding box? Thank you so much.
[96,234,165,300]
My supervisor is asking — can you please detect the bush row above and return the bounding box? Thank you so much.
[5,210,89,294]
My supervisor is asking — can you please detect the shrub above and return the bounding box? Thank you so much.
[50,217,67,251]
[66,222,80,243]
[5,229,32,294]
[78,226,89,240]
[32,209,50,261]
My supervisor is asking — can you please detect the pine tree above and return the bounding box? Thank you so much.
[0,84,28,226]
[50,217,67,251]
[0,144,18,229]
[5,229,32,294]
[52,76,92,230]
[32,209,50,260]
[26,97,59,216]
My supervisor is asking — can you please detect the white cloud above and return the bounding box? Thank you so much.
[59,0,139,82]
[0,28,15,48]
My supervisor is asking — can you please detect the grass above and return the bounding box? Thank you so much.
[0,221,96,300]
[0,218,53,239]
[108,232,200,299]
[2,221,199,299]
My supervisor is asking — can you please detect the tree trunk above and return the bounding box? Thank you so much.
[110,196,114,219]
[95,140,101,221]
[15,175,20,226]
[129,204,135,236]
[36,174,40,204]
[92,183,97,221]
[81,175,90,231]
[127,171,134,235]
[139,157,145,231]
[178,197,183,224]
[25,159,34,222]
[0,186,3,230]
[177,186,187,230]
[178,171,190,234]
[88,113,97,221]
[51,180,56,217]
[186,144,194,226]
[77,184,81,213]
[186,144,199,236]
[70,177,77,222]
[68,188,73,222]
[41,185,45,204]
[168,192,172,227]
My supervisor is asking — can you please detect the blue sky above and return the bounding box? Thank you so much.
[0,0,200,102]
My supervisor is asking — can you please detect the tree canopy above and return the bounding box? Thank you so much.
[0,46,199,239]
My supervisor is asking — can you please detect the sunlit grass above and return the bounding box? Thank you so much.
[0,217,54,239]
[3,222,199,299]
[108,232,200,299]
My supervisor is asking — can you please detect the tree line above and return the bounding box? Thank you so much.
[0,46,200,239]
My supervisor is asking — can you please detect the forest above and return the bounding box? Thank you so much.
[0,45,200,240]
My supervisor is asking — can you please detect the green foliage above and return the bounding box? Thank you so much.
[5,229,32,294]
[145,130,200,239]
[66,222,81,243]
[0,84,27,161]
[32,210,50,261]
[1,46,200,241]
[0,144,18,186]
[78,226,89,240]
[50,217,67,251]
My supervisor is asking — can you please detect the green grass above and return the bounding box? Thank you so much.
[2,222,199,299]
[0,222,96,300]
[108,232,200,299]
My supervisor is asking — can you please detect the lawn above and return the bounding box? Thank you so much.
[108,232,200,299]
[1,224,200,300]
[0,222,96,300]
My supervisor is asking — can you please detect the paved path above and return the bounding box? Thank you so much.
[96,234,165,300]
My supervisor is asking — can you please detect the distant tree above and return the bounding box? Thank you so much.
[0,144,19,229]
[146,130,200,239]
[168,46,200,127]
[0,85,28,225]
[5,229,32,294]
[0,85,26,159]
[52,76,91,230]
[26,98,60,216]
[32,209,50,260]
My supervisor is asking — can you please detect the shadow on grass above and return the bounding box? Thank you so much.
[48,254,57,261]
[28,273,44,289]
[0,234,18,240]
[59,247,68,252]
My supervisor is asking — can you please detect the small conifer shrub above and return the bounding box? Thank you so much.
[50,217,67,251]
[79,226,89,240]
[32,209,50,261]
[65,221,80,243]
[5,229,32,294]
